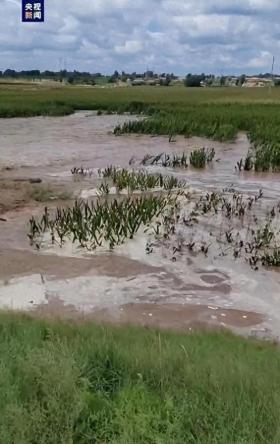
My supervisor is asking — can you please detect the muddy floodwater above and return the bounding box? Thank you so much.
[1,111,280,338]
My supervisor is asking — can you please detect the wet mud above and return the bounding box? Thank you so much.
[1,112,280,339]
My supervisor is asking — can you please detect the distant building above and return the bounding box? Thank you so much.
[146,79,158,86]
[131,79,145,86]
[243,77,273,87]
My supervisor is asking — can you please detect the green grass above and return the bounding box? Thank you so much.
[1,83,280,117]
[0,313,280,443]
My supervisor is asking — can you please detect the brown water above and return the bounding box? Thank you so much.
[1,111,279,197]
[1,111,280,338]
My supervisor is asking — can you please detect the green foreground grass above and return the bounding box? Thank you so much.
[0,313,280,443]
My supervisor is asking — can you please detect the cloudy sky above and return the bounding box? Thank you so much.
[0,0,279,74]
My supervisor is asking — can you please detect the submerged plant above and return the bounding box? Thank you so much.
[27,194,178,250]
[71,166,94,177]
[140,152,188,168]
[236,159,243,172]
[189,148,215,168]
[244,154,253,171]
[97,182,110,196]
[99,168,187,193]
[262,250,280,267]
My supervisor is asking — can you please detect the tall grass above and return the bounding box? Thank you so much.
[0,313,280,443]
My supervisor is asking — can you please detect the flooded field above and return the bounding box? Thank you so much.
[1,111,280,338]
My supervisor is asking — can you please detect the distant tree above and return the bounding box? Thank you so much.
[18,70,40,78]
[67,77,74,84]
[120,71,129,82]
[220,76,226,86]
[184,74,203,87]
[260,72,271,79]
[238,74,246,86]
[4,69,17,77]
[108,76,117,83]
[160,76,171,86]
[145,70,154,78]
[60,70,68,78]
[42,70,55,77]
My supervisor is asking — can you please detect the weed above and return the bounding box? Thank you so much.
[189,148,215,168]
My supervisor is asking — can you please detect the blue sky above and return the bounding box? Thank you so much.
[0,0,279,75]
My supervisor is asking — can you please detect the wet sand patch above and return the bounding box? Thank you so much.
[0,249,163,280]
[200,274,227,284]
[75,302,265,332]
[35,298,265,331]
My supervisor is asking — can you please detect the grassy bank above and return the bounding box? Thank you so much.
[0,313,280,443]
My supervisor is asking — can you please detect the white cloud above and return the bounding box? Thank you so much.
[247,51,272,68]
[115,40,143,55]
[0,0,279,74]
[173,14,229,37]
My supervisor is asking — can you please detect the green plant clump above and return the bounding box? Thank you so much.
[99,168,187,191]
[28,194,176,249]
[190,148,215,168]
